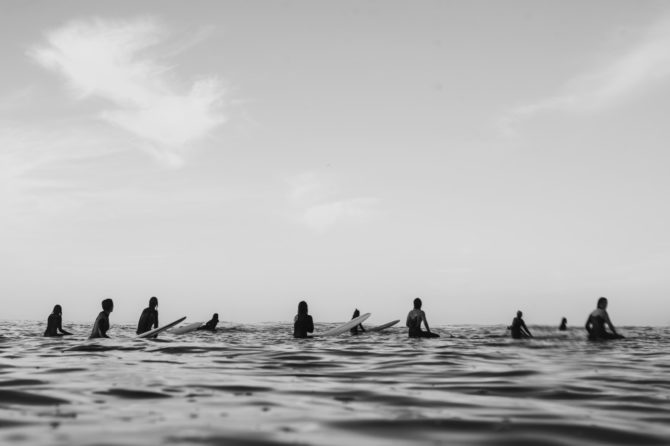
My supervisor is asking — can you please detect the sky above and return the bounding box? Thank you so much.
[1,1,670,326]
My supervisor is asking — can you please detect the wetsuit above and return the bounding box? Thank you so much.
[90,312,110,338]
[406,309,438,338]
[510,317,530,339]
[350,323,365,335]
[293,314,314,338]
[44,313,69,337]
[198,318,218,331]
[586,309,619,340]
[136,307,158,335]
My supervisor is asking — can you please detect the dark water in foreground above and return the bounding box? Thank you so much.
[0,322,669,445]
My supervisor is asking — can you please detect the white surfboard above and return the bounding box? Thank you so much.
[368,319,400,332]
[318,313,371,337]
[137,317,186,339]
[171,322,203,335]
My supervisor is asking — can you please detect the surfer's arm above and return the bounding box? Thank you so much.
[359,323,366,332]
[604,313,623,338]
[584,317,592,333]
[522,322,532,337]
[422,312,431,332]
[307,316,314,333]
[56,316,71,335]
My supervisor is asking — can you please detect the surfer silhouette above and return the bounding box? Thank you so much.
[585,297,624,340]
[559,317,568,331]
[510,310,532,338]
[198,313,219,331]
[44,304,72,337]
[350,309,366,335]
[293,300,314,338]
[406,298,439,338]
[90,298,113,339]
[136,296,159,335]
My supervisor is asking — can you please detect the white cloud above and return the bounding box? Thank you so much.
[28,17,226,166]
[287,172,379,234]
[500,15,670,135]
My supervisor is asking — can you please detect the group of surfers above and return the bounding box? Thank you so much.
[43,297,219,338]
[294,296,624,340]
[44,295,624,341]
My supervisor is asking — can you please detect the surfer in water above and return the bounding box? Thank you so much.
[293,300,314,338]
[559,317,568,331]
[350,309,366,335]
[585,297,624,340]
[44,304,72,337]
[136,296,159,336]
[406,298,439,338]
[198,313,219,331]
[510,311,532,339]
[90,298,113,339]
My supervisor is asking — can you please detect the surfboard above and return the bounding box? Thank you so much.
[368,319,400,332]
[318,313,371,337]
[137,317,186,339]
[171,322,203,335]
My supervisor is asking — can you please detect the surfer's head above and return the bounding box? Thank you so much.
[517,310,523,318]
[102,298,114,313]
[213,313,219,320]
[352,309,360,318]
[413,298,422,309]
[53,304,62,315]
[298,300,308,315]
[597,297,608,309]
[149,296,158,309]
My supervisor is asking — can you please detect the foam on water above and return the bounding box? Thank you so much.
[0,322,669,445]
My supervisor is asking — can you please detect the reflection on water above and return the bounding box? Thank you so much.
[0,322,669,445]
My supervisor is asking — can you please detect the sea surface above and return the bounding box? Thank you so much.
[0,321,669,445]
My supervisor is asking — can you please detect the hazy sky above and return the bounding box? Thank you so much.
[2,1,670,326]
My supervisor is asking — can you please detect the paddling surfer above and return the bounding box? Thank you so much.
[406,298,438,338]
[559,317,568,331]
[585,297,624,340]
[136,296,159,336]
[43,305,72,337]
[90,298,113,339]
[350,309,366,335]
[198,313,219,331]
[510,310,532,339]
[293,300,314,338]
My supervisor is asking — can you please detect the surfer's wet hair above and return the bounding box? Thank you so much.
[149,296,158,308]
[597,297,608,309]
[413,298,422,309]
[102,298,114,312]
[298,301,308,315]
[53,304,62,314]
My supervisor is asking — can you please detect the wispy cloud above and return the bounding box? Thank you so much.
[500,15,670,135]
[287,172,379,234]
[28,17,226,166]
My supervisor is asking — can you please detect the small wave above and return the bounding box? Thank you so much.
[0,389,69,406]
[95,388,172,399]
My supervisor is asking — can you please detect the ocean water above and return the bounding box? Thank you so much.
[1,321,669,445]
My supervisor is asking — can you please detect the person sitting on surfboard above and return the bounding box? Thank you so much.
[198,313,219,331]
[136,296,159,336]
[350,309,366,335]
[44,304,72,337]
[510,311,532,339]
[90,298,113,339]
[559,317,568,331]
[406,298,438,338]
[585,297,624,340]
[293,300,314,338]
